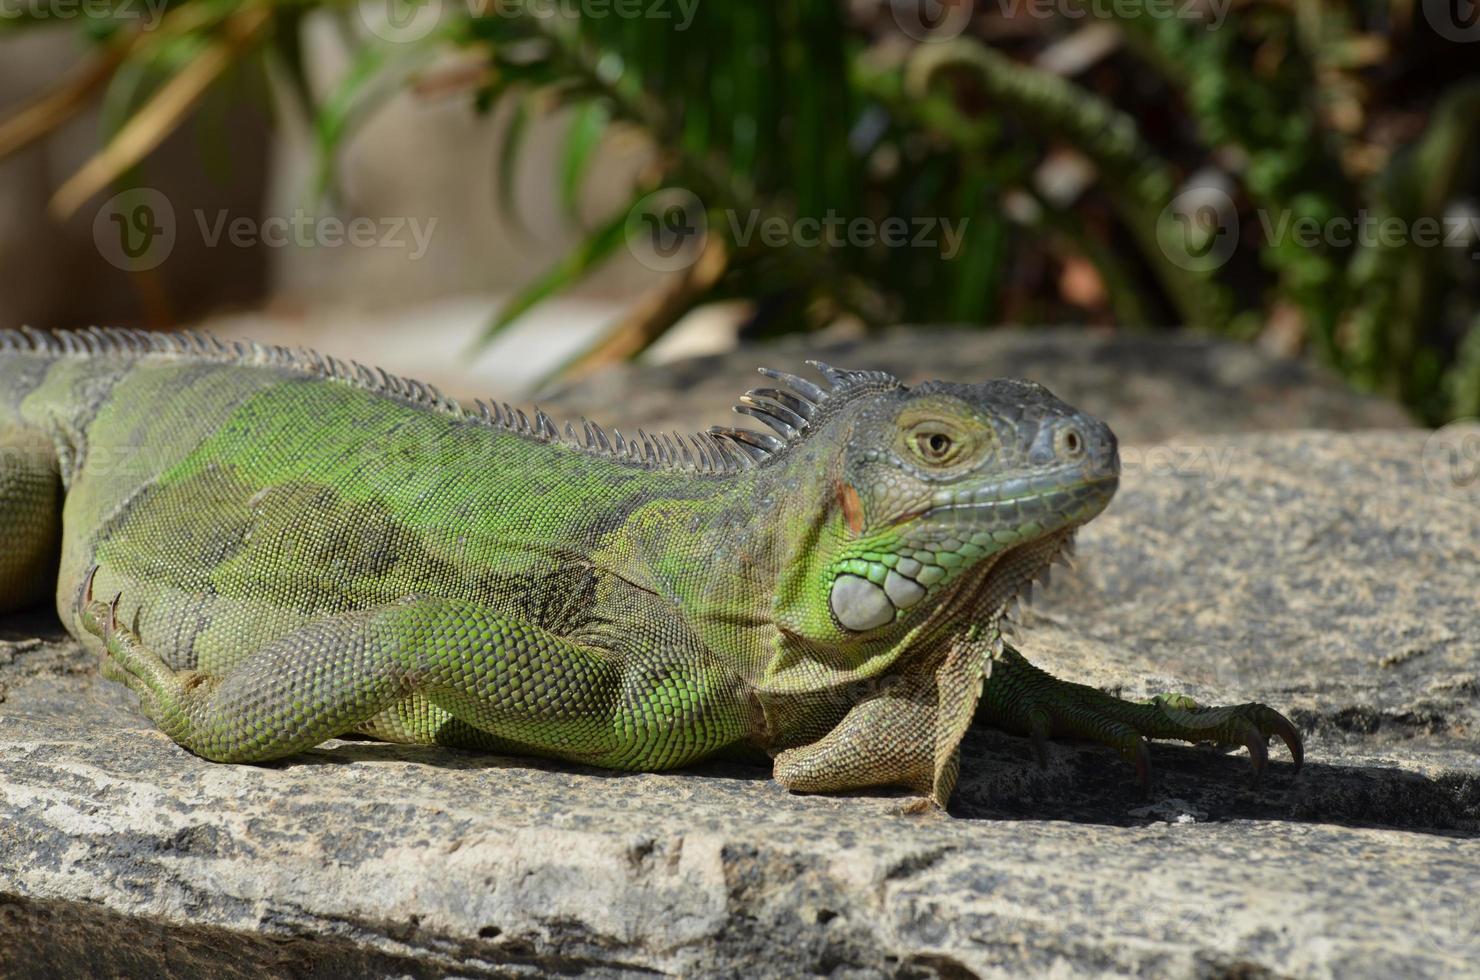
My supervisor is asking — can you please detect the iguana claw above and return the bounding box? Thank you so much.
[1265,710,1304,773]
[1241,721,1269,783]
[1131,737,1152,795]
[982,646,1304,792]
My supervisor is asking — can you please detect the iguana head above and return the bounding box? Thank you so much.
[734,363,1119,647]
[824,375,1119,634]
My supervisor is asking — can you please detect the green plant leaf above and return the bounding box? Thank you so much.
[495,91,532,234]
[311,41,389,200]
[559,98,610,223]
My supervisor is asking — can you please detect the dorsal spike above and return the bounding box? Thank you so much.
[717,436,759,468]
[805,360,898,391]
[735,399,800,439]
[689,434,713,473]
[20,326,54,351]
[710,425,783,456]
[746,387,814,421]
[707,432,737,473]
[757,367,825,403]
[807,360,845,388]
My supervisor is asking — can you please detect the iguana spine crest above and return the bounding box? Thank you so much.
[0,327,902,478]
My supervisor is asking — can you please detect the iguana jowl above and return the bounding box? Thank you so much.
[0,328,1300,808]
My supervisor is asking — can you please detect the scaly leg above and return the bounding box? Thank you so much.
[772,675,942,805]
[980,644,1302,788]
[80,571,752,770]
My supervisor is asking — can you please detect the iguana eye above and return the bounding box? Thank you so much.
[911,427,960,465]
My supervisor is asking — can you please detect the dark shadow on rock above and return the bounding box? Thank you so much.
[265,720,1478,836]
[951,727,1480,835]
[277,737,775,785]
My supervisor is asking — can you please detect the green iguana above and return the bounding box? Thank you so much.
[0,327,1300,808]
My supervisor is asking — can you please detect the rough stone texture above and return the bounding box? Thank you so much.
[541,327,1413,443]
[1,338,1475,978]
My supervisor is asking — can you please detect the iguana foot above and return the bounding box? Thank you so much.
[79,567,213,745]
[982,645,1302,791]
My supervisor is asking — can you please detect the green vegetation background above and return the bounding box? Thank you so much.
[4,0,1477,422]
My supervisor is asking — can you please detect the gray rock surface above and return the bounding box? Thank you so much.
[1,340,1475,978]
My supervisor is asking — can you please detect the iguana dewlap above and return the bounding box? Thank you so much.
[0,328,1299,808]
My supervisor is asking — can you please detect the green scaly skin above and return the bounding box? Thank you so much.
[0,328,1301,808]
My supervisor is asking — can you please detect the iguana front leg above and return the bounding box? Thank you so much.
[980,645,1303,786]
[771,677,941,804]
[80,574,752,769]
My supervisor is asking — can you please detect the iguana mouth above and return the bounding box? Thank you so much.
[921,471,1118,520]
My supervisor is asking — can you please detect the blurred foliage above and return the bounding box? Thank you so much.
[2,0,1478,421]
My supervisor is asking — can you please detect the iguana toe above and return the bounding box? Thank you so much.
[981,646,1303,790]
